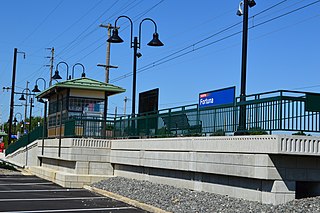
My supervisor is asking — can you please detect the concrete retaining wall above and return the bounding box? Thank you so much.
[110,135,320,204]
[5,135,320,204]
[6,140,39,168]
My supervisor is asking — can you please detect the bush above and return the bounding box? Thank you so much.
[248,127,268,135]
[210,129,225,136]
[292,131,311,136]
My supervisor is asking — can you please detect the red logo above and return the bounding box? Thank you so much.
[200,93,208,98]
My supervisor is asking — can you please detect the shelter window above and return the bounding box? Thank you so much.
[69,97,104,113]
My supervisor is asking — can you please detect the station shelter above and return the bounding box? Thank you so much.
[35,77,125,138]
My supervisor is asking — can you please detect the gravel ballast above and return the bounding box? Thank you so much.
[0,162,20,175]
[92,177,320,213]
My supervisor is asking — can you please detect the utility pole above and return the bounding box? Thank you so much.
[6,48,25,144]
[99,24,118,83]
[48,47,55,87]
[8,48,18,145]
[99,23,119,137]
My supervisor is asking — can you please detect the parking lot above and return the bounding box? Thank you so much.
[0,174,147,212]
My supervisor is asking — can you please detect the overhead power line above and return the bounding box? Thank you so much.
[19,0,64,46]
[72,0,165,62]
[110,0,320,83]
[56,0,121,58]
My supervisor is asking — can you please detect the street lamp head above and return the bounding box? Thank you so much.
[107,29,124,43]
[136,52,142,58]
[81,72,86,77]
[32,85,41,93]
[237,1,243,16]
[52,70,62,80]
[248,0,256,8]
[19,94,26,101]
[147,32,164,47]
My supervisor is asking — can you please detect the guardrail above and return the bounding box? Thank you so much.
[6,90,320,155]
[5,126,45,156]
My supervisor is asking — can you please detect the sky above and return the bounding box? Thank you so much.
[0,0,320,124]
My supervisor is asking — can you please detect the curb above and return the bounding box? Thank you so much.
[84,185,171,213]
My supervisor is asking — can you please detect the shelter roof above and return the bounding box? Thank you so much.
[36,77,125,99]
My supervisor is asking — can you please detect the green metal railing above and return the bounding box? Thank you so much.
[60,90,320,138]
[6,90,320,156]
[5,126,46,156]
[64,116,115,138]
[112,90,320,137]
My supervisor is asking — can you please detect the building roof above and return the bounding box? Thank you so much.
[0,131,7,136]
[36,77,125,99]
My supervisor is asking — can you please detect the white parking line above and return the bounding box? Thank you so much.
[0,196,108,202]
[0,177,40,180]
[0,189,85,193]
[0,206,136,213]
[0,182,53,186]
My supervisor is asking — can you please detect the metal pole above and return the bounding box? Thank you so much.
[131,37,138,136]
[26,97,33,167]
[41,101,47,156]
[124,96,128,115]
[58,93,62,157]
[102,91,108,138]
[239,0,249,132]
[24,81,29,134]
[28,98,33,140]
[8,48,18,145]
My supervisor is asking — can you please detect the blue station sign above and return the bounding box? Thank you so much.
[199,86,235,109]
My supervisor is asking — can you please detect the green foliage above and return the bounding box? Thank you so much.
[292,131,306,136]
[2,116,44,147]
[248,127,268,135]
[210,129,225,136]
[292,131,311,136]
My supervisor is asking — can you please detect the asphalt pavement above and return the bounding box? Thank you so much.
[0,173,148,213]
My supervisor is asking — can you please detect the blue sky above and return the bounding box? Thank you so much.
[0,0,320,123]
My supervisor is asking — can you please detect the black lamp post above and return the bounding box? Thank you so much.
[72,63,86,79]
[52,61,69,80]
[107,16,164,135]
[17,88,32,135]
[237,0,256,133]
[27,97,34,135]
[14,112,23,137]
[32,78,47,156]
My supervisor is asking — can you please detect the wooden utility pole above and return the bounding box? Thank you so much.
[49,47,55,86]
[99,23,119,129]
[99,24,119,83]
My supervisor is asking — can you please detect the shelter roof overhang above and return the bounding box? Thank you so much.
[36,77,125,99]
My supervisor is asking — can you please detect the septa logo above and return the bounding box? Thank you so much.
[200,93,208,98]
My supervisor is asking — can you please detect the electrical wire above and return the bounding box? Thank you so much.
[110,0,320,83]
[57,0,143,60]
[18,0,64,46]
[72,0,165,62]
[47,0,104,45]
[55,0,121,58]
